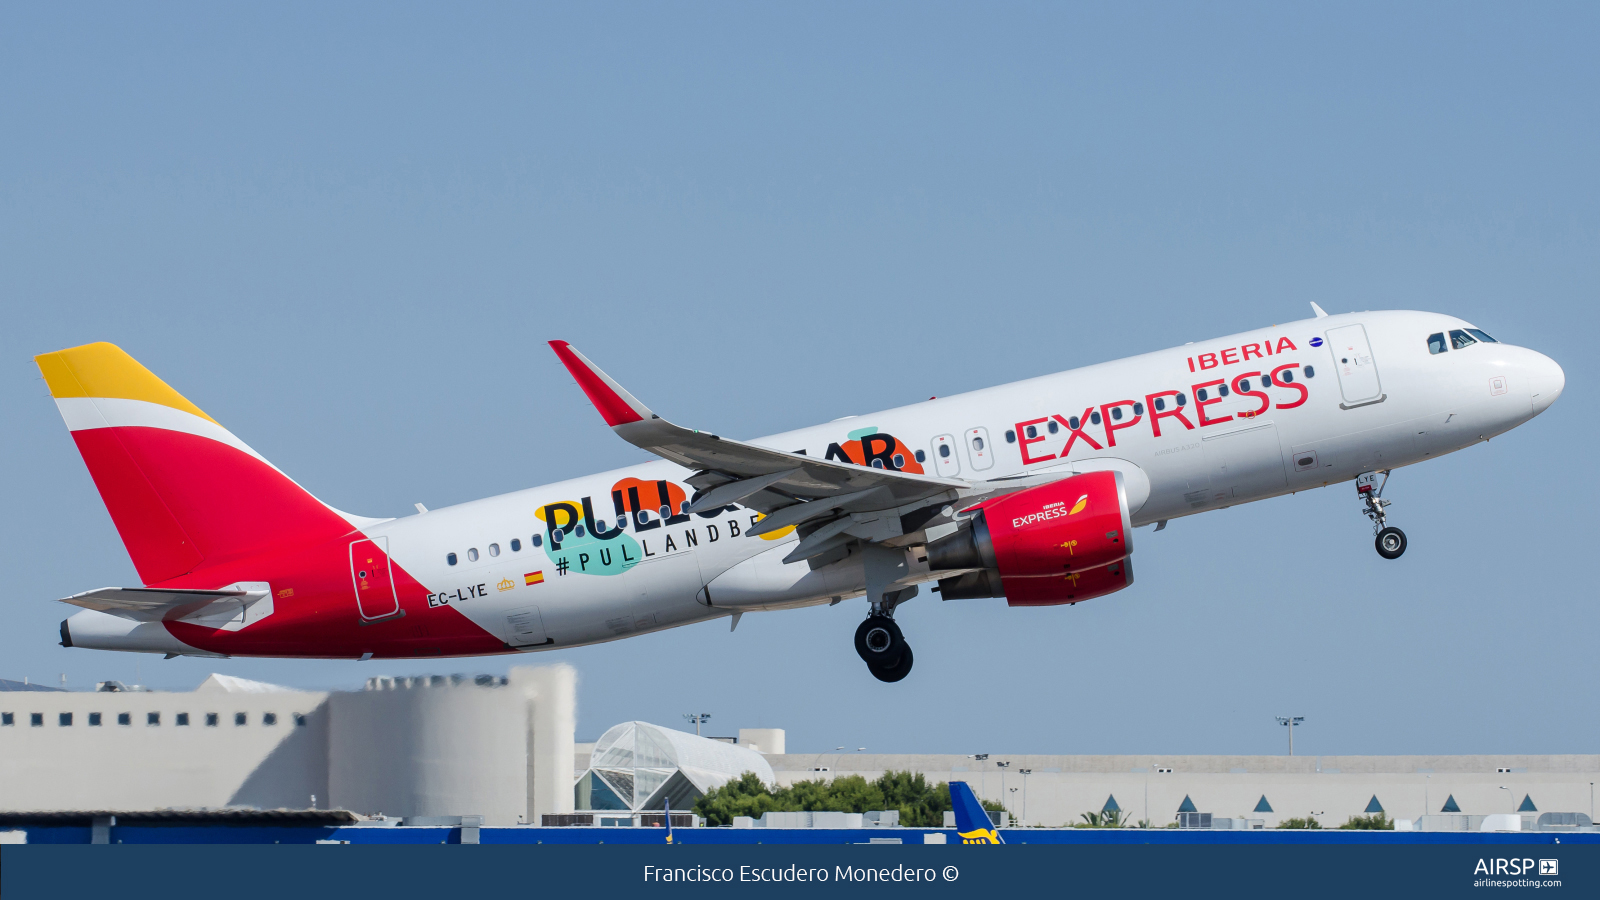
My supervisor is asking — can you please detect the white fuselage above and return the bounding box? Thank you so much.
[356,309,1561,652]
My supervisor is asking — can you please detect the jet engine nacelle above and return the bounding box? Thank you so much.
[928,470,1134,607]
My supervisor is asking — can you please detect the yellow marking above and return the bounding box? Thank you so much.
[958,827,1001,844]
[1068,494,1089,515]
[1059,539,1078,555]
[754,513,796,541]
[35,342,217,424]
[496,578,515,592]
[276,588,295,599]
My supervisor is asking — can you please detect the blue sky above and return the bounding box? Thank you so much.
[2,3,1595,755]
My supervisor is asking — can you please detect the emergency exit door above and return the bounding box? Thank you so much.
[350,536,401,620]
[1325,324,1384,406]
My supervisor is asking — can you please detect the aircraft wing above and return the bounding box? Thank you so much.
[59,587,264,623]
[548,341,972,544]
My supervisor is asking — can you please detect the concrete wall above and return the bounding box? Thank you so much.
[0,690,329,811]
[768,754,1600,828]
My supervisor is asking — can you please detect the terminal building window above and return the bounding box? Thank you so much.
[59,712,72,726]
[31,713,43,727]
[117,713,131,726]
[263,713,278,726]
[235,712,247,726]
[176,713,189,726]
[294,713,308,727]
[147,712,160,726]
[89,713,102,726]
[1,713,12,726]
[206,713,219,727]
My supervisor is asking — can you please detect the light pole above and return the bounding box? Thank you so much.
[1499,785,1510,812]
[1019,769,1032,826]
[996,761,1010,823]
[682,713,711,736]
[1275,716,1305,755]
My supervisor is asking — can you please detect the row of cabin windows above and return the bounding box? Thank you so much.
[1002,369,1317,442]
[448,502,703,565]
[1428,328,1497,355]
[1,711,305,727]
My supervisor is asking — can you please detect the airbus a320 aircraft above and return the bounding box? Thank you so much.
[42,306,1562,681]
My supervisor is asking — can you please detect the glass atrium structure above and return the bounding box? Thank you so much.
[575,721,776,811]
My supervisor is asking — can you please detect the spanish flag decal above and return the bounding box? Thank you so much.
[525,571,545,586]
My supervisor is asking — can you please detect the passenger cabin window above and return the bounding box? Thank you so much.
[467,548,479,562]
[1133,402,1144,416]
[510,539,521,552]
[1025,425,1037,439]
[1154,397,1165,411]
[938,444,951,458]
[1467,328,1498,343]
[488,543,500,557]
[532,534,543,548]
[1111,407,1122,420]
[1449,329,1477,350]
[1176,393,1187,406]
[914,449,926,463]
[1004,430,1016,443]
[971,435,985,451]
[1239,379,1251,391]
[1069,416,1080,430]
[1047,419,1059,434]
[1090,412,1101,425]
[1218,384,1230,397]
[1197,389,1208,401]
[447,552,458,566]
[1428,332,1448,355]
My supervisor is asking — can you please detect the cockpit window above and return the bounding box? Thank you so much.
[1466,328,1498,343]
[1449,329,1477,350]
[1427,333,1448,355]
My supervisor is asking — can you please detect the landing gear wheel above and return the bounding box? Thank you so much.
[854,615,905,667]
[1375,526,1407,560]
[868,644,914,683]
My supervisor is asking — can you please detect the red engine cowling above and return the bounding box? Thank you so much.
[928,470,1135,607]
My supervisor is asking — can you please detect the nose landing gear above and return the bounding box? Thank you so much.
[1358,471,1407,559]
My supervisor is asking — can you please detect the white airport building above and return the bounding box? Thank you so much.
[2,670,1595,831]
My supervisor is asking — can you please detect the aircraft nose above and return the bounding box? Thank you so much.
[1528,352,1565,415]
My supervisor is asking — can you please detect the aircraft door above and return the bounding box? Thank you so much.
[349,536,401,621]
[964,427,994,471]
[930,434,961,476]
[1325,324,1384,406]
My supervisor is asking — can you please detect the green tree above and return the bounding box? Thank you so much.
[1339,813,1393,830]
[693,770,989,827]
[1276,816,1323,829]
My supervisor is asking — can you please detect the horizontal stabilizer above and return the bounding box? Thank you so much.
[60,586,267,623]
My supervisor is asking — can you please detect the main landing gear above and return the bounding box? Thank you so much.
[855,614,914,682]
[856,543,916,682]
[1357,471,1407,560]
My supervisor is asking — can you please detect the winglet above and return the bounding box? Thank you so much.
[1310,302,1329,319]
[548,341,655,427]
[949,781,1004,844]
